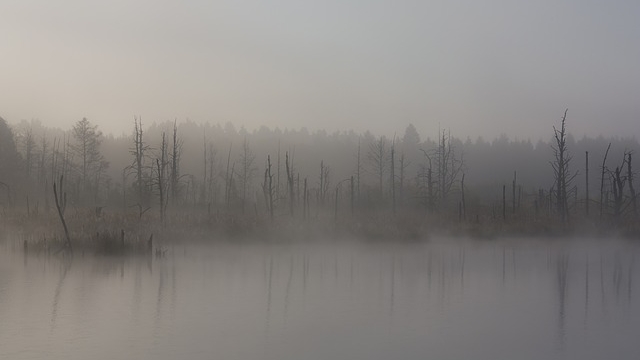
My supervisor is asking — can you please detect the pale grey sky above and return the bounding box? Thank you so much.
[1,0,639,140]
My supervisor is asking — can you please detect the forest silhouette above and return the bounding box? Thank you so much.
[1,114,639,253]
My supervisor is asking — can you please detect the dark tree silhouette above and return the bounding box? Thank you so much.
[551,110,576,223]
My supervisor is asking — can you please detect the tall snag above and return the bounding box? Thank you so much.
[131,117,148,206]
[551,110,577,223]
[262,156,274,222]
[53,175,71,252]
[627,152,637,216]
[600,143,611,218]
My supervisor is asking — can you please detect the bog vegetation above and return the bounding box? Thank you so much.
[0,112,639,254]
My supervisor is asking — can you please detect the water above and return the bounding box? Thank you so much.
[1,238,639,359]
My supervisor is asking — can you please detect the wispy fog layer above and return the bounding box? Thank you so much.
[1,1,639,140]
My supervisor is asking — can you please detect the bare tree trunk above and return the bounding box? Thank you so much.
[303,177,307,220]
[461,173,466,221]
[132,117,146,205]
[262,156,274,222]
[225,143,232,210]
[156,158,165,223]
[268,158,273,222]
[612,165,624,219]
[390,141,396,216]
[600,143,611,218]
[53,175,71,252]
[170,120,181,206]
[585,151,589,216]
[203,133,207,204]
[296,173,300,209]
[334,186,339,225]
[552,110,575,224]
[239,137,256,214]
[503,184,506,221]
[628,152,637,216]
[428,167,433,211]
[350,175,354,216]
[156,133,168,224]
[285,151,295,217]
[512,171,517,215]
[356,137,361,203]
[399,153,407,209]
[320,161,326,206]
[207,143,217,206]
[277,141,281,200]
[122,168,127,211]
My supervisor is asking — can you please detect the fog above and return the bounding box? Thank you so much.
[2,117,639,222]
[2,1,640,140]
[1,114,640,357]
[2,0,640,358]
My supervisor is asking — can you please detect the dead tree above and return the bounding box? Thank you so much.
[551,110,577,223]
[390,138,396,215]
[398,152,409,208]
[205,141,218,206]
[627,152,637,216]
[610,164,625,219]
[170,120,183,205]
[277,141,281,199]
[224,143,233,210]
[203,133,207,203]
[512,171,517,214]
[262,155,274,222]
[585,151,590,216]
[600,143,611,218]
[419,149,434,211]
[285,151,295,217]
[238,137,256,214]
[303,177,308,220]
[20,125,36,179]
[155,133,169,223]
[434,130,464,206]
[502,184,506,221]
[350,175,355,216]
[368,136,389,200]
[130,117,148,206]
[461,173,466,220]
[356,137,362,203]
[609,151,636,220]
[319,161,330,206]
[53,175,71,252]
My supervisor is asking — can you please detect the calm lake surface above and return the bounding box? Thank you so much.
[1,237,639,360]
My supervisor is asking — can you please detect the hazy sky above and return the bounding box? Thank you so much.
[1,0,639,140]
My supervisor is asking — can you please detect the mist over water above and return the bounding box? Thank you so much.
[3,0,640,358]
[1,237,639,360]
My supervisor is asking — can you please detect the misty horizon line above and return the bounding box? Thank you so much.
[6,116,639,144]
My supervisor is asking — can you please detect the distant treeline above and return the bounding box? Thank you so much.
[1,115,639,237]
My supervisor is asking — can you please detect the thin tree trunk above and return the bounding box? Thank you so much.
[390,140,395,216]
[628,153,637,215]
[600,143,611,218]
[53,176,71,252]
[461,173,466,221]
[225,143,232,210]
[303,177,307,220]
[334,186,339,225]
[503,184,506,221]
[512,171,517,215]
[586,151,589,216]
[350,175,354,216]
